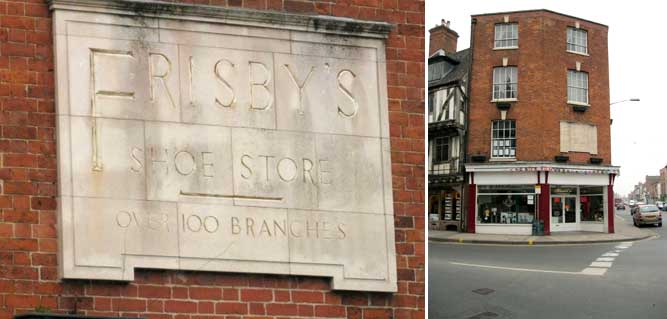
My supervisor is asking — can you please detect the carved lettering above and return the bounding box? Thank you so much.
[201,152,215,177]
[174,150,196,176]
[203,216,219,233]
[277,157,298,182]
[240,154,253,179]
[337,69,359,118]
[214,59,236,108]
[130,147,144,173]
[231,216,241,234]
[283,64,315,115]
[90,48,135,172]
[248,61,272,110]
[319,159,332,185]
[258,155,274,182]
[150,147,169,175]
[149,53,176,108]
[303,158,314,184]
[240,154,329,185]
[116,210,170,232]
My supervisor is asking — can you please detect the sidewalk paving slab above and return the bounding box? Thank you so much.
[429,215,657,245]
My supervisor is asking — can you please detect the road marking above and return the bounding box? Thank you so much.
[590,261,613,268]
[448,262,606,276]
[581,267,608,275]
[596,257,614,262]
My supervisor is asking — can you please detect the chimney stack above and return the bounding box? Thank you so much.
[429,19,459,56]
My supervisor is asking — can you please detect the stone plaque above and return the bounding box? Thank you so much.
[52,0,396,291]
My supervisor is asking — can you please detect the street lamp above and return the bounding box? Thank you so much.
[610,98,640,124]
[610,98,640,106]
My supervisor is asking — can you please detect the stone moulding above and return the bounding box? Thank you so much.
[48,0,394,39]
[51,0,396,293]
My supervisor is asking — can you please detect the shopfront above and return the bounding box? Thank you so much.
[465,163,620,235]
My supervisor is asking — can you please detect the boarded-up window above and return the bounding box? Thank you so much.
[560,122,597,154]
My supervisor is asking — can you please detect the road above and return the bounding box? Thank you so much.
[428,208,665,319]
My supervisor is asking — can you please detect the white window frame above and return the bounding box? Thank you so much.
[567,27,588,55]
[494,23,518,49]
[567,70,589,105]
[491,120,516,159]
[492,66,518,101]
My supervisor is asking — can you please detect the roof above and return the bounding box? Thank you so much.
[471,9,607,28]
[428,48,470,89]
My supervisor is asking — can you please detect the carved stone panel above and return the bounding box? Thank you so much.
[53,0,395,292]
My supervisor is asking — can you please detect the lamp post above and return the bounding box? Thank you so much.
[610,98,640,106]
[610,98,640,124]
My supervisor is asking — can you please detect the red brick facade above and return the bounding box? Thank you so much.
[0,1,424,319]
[468,10,611,164]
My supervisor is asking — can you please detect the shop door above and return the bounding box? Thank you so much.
[551,196,577,231]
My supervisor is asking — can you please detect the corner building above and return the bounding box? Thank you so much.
[0,0,424,318]
[466,10,619,235]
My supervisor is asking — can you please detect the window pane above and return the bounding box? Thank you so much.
[494,23,518,48]
[491,120,516,158]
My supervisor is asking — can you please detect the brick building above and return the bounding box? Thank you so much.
[0,1,425,319]
[464,10,619,235]
[427,20,469,232]
[660,167,667,202]
[645,175,660,203]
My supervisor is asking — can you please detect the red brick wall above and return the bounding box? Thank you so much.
[428,24,457,55]
[0,1,425,319]
[468,10,610,165]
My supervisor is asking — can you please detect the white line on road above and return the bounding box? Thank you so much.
[596,257,615,262]
[581,267,608,275]
[449,261,606,276]
[590,261,613,268]
[602,252,619,257]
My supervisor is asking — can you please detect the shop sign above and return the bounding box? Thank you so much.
[52,0,395,292]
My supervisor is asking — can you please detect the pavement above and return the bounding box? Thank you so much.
[429,209,667,319]
[429,211,657,245]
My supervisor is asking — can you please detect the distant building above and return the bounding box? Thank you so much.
[464,10,619,235]
[645,175,660,203]
[428,20,470,231]
[660,166,667,201]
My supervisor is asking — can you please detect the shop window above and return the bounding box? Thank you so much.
[580,186,604,223]
[477,185,536,224]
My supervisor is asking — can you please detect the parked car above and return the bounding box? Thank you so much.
[632,204,662,227]
[616,203,625,210]
[658,201,667,212]
[629,200,636,207]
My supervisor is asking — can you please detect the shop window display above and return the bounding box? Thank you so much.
[478,185,536,224]
[580,186,604,222]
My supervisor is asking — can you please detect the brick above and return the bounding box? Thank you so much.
[315,305,346,318]
[266,303,298,316]
[292,290,324,303]
[215,302,247,315]
[138,285,171,299]
[112,298,146,312]
[189,287,222,300]
[240,288,272,302]
[164,300,197,313]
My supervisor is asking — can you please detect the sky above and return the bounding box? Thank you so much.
[426,0,661,195]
